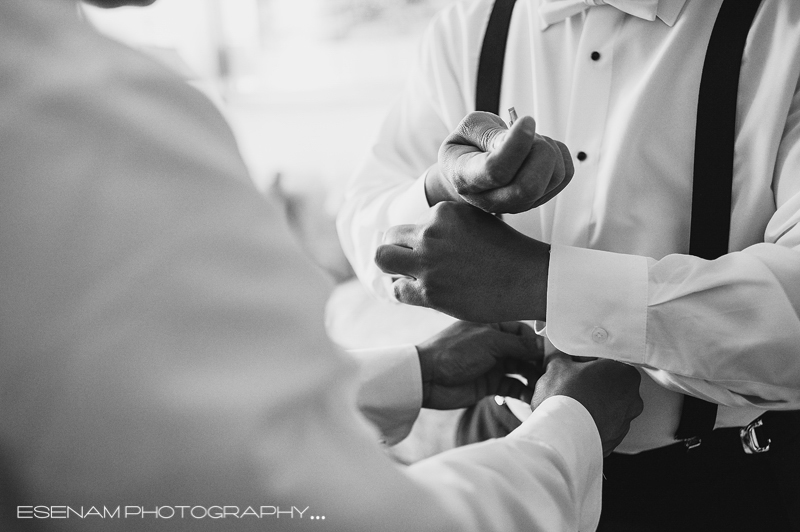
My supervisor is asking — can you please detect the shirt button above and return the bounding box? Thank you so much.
[577,151,588,162]
[591,327,608,343]
[591,51,601,61]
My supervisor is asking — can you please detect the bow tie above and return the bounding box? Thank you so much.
[540,0,659,30]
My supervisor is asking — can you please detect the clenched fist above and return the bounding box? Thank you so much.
[425,111,574,214]
[376,201,550,323]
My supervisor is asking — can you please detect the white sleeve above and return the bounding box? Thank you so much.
[265,383,603,532]
[348,345,423,446]
[545,239,800,409]
[407,396,603,532]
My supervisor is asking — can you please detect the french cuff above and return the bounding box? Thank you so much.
[349,344,422,446]
[508,395,602,518]
[546,244,648,364]
[386,170,433,227]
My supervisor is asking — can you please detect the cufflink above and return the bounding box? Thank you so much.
[740,418,770,454]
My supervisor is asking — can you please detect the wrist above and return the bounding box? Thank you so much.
[423,164,459,206]
[415,344,433,406]
[532,241,549,320]
[510,237,549,321]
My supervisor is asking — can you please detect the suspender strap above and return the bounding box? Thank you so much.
[475,0,517,113]
[675,0,763,443]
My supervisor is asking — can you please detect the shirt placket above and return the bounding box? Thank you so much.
[553,7,622,248]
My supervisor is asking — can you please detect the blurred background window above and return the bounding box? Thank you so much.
[83,0,450,196]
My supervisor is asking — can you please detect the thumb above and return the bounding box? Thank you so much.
[476,117,540,190]
[441,113,538,194]
[489,115,538,155]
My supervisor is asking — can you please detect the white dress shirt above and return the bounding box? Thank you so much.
[0,1,604,530]
[337,0,800,452]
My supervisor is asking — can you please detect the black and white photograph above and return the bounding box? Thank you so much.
[2,0,799,530]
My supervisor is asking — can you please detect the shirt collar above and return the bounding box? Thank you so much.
[657,0,687,27]
[539,0,687,30]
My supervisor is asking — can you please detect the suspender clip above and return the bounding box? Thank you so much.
[740,418,770,454]
[683,436,702,451]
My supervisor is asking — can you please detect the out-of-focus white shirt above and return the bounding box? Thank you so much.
[0,1,604,530]
[337,0,800,453]
[350,345,422,445]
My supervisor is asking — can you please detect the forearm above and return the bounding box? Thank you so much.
[544,243,800,408]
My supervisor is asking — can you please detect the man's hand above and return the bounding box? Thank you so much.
[532,353,644,457]
[426,112,574,213]
[375,202,550,323]
[416,321,543,410]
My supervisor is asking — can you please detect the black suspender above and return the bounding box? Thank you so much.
[476,0,764,445]
[675,0,763,444]
[689,0,763,262]
[476,0,517,114]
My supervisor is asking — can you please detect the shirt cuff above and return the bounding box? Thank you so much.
[348,344,422,445]
[508,395,603,527]
[508,395,601,458]
[545,244,649,364]
[386,170,433,226]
